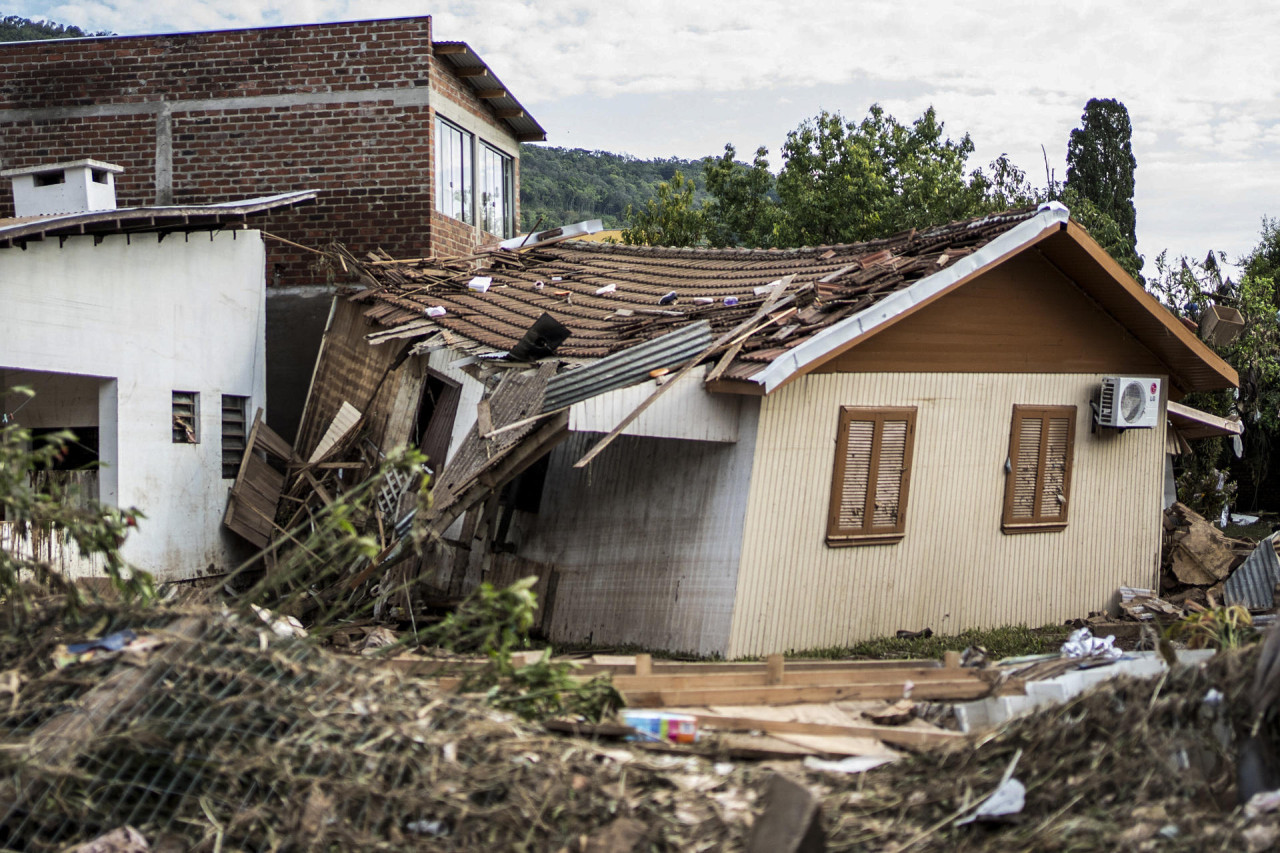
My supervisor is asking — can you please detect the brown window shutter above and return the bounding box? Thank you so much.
[827,407,916,546]
[1003,405,1076,533]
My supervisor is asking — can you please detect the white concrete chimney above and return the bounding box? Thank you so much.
[2,159,124,217]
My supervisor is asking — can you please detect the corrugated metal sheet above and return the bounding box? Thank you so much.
[520,402,761,657]
[568,365,740,442]
[1223,535,1280,609]
[727,372,1166,657]
[541,322,711,413]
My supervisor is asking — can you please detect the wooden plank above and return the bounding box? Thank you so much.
[689,714,966,749]
[571,658,944,676]
[612,667,982,691]
[623,679,1001,707]
[766,653,785,685]
[634,653,652,676]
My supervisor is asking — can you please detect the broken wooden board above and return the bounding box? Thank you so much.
[678,711,965,749]
[308,400,362,464]
[224,409,296,549]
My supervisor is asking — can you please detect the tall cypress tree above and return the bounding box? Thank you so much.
[1065,98,1138,256]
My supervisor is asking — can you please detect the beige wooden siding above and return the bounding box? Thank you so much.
[727,372,1165,657]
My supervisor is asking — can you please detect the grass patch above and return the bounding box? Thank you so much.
[793,623,1073,661]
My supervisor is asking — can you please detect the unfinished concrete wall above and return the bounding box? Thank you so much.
[518,400,761,657]
[0,230,267,581]
[727,371,1166,657]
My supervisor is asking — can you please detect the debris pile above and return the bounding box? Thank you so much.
[0,603,755,852]
[820,643,1274,850]
[1162,501,1256,601]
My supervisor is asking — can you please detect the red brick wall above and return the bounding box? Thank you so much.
[0,17,521,280]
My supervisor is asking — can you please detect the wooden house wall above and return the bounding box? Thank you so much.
[726,371,1165,657]
[518,402,761,657]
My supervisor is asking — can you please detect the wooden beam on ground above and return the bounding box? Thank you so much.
[622,679,1014,707]
[691,714,966,749]
[612,667,989,692]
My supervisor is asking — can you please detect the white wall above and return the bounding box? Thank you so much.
[0,230,268,581]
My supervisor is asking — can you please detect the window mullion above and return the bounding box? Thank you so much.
[862,416,884,534]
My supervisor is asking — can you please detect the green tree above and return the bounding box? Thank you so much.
[0,15,110,40]
[621,170,707,247]
[1065,98,1138,261]
[701,144,778,248]
[767,105,992,246]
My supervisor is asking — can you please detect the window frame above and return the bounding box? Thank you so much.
[172,391,199,444]
[825,406,917,547]
[478,141,515,239]
[221,394,250,480]
[435,116,474,225]
[1001,404,1077,534]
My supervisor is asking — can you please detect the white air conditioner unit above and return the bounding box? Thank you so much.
[1096,376,1161,429]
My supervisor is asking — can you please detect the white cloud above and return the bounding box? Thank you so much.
[12,0,1280,266]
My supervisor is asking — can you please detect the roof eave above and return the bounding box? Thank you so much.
[432,41,547,143]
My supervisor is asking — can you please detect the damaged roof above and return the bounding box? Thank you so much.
[0,191,318,249]
[349,204,1238,394]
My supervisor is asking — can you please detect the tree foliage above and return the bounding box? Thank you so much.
[0,15,110,40]
[518,145,708,232]
[620,170,707,246]
[1065,98,1138,261]
[702,144,778,248]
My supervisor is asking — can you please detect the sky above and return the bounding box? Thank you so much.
[12,0,1280,277]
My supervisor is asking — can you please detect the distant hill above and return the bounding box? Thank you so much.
[519,145,708,232]
[0,15,110,40]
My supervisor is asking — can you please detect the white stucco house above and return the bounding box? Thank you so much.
[0,159,315,581]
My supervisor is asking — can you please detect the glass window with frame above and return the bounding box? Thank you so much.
[435,117,473,224]
[478,142,515,238]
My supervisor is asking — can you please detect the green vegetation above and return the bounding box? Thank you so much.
[0,14,110,41]
[0,387,153,619]
[1065,98,1140,274]
[518,145,707,232]
[795,623,1073,661]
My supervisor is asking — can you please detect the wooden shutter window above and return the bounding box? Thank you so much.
[221,395,249,479]
[827,407,916,546]
[1002,405,1076,534]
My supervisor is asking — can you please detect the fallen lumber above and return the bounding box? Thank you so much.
[623,678,1018,708]
[688,713,966,749]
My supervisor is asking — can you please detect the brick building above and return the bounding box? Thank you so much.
[0,16,545,439]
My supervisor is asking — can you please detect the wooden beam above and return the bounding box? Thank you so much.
[475,88,507,100]
[623,679,1011,707]
[433,43,468,55]
[494,108,525,119]
[455,67,489,78]
[690,714,967,749]
[517,132,548,143]
[613,667,985,692]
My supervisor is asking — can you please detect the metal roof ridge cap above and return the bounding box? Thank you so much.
[751,205,1071,394]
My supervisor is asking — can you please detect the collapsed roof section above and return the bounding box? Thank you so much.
[346,204,1237,396]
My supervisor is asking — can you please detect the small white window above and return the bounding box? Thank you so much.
[172,391,199,444]
[479,143,515,238]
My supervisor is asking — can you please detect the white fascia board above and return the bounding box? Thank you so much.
[750,202,1071,394]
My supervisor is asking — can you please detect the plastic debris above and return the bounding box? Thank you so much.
[67,629,138,655]
[467,276,492,293]
[405,819,449,837]
[1061,627,1122,661]
[250,603,307,639]
[425,306,447,317]
[723,296,739,306]
[957,777,1026,824]
[594,283,617,295]
[658,291,678,305]
[623,710,697,743]
[692,296,714,304]
[803,755,895,775]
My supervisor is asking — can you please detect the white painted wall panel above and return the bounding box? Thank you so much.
[0,231,267,581]
[519,399,761,657]
[728,372,1165,657]
[568,367,741,443]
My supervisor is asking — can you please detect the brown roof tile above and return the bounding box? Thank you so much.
[349,207,1041,376]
